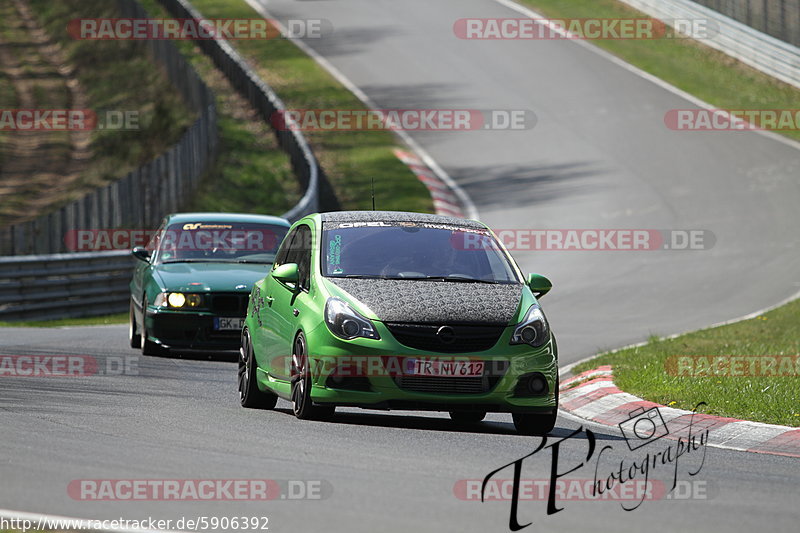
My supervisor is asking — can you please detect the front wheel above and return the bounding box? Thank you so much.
[238,329,278,409]
[291,332,334,421]
[140,297,168,356]
[128,300,141,349]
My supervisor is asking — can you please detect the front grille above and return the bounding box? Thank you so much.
[209,293,248,316]
[394,374,504,395]
[384,323,506,353]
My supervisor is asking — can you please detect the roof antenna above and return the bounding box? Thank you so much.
[371,177,376,211]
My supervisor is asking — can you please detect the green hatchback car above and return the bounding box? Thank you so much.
[239,211,558,435]
[129,213,289,355]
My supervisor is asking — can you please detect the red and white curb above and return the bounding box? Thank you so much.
[559,365,800,458]
[394,149,465,218]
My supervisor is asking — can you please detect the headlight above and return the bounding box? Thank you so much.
[153,292,204,308]
[510,304,550,348]
[325,298,380,340]
[168,292,186,308]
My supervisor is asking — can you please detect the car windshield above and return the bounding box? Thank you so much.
[155,221,288,264]
[322,222,521,283]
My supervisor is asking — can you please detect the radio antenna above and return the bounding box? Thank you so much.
[371,177,376,211]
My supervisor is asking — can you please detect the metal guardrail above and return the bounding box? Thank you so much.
[692,0,800,48]
[0,251,133,321]
[620,0,800,89]
[158,0,322,222]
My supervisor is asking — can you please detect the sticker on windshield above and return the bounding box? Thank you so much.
[329,234,343,273]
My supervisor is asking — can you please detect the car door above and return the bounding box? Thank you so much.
[131,219,166,321]
[258,226,304,380]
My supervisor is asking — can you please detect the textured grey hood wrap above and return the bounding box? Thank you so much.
[330,278,523,325]
[320,211,484,229]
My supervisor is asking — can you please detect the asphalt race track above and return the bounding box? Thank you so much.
[2,0,800,531]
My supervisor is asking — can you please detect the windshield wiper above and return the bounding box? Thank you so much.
[236,259,273,264]
[400,276,501,284]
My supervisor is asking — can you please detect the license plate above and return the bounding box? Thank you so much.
[213,317,244,331]
[406,359,484,377]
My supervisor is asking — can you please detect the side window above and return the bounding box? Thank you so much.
[273,227,297,267]
[295,226,312,291]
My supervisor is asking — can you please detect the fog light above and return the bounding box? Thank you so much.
[528,375,547,395]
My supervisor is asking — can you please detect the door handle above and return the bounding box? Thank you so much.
[265,296,274,307]
[293,308,300,317]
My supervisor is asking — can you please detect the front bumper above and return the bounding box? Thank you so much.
[145,308,242,350]
[256,321,558,413]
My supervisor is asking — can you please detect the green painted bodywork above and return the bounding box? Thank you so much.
[245,213,558,413]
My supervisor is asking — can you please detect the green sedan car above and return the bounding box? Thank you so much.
[238,211,558,435]
[129,213,289,355]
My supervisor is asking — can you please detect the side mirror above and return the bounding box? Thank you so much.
[272,263,299,285]
[132,246,151,262]
[526,273,552,299]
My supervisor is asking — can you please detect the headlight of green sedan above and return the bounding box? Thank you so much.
[325,297,380,340]
[153,292,204,309]
[510,304,550,348]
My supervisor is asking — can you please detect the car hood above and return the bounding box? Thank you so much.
[327,278,523,325]
[153,262,271,292]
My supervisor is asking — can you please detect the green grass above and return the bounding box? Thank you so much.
[520,0,800,141]
[574,299,800,427]
[136,0,299,215]
[0,312,128,328]
[169,0,434,213]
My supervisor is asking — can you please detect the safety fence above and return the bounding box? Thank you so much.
[621,0,800,88]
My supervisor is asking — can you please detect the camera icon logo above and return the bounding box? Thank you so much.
[618,407,670,451]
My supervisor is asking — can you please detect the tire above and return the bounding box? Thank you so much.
[513,375,559,436]
[291,332,334,421]
[238,329,278,409]
[128,300,141,349]
[140,297,167,356]
[449,411,487,424]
